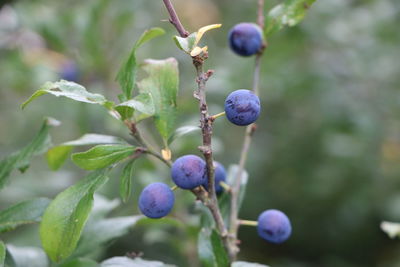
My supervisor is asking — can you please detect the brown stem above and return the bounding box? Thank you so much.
[162,0,189,37]
[227,0,266,261]
[161,0,232,259]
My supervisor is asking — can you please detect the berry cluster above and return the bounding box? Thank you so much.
[138,23,291,244]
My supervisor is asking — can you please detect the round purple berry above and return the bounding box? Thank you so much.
[139,182,175,219]
[203,162,227,194]
[257,209,292,244]
[171,155,207,189]
[228,23,263,57]
[224,89,261,126]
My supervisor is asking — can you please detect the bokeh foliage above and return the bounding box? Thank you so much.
[1,0,400,266]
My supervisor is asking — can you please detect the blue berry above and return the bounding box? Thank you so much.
[257,209,292,244]
[171,155,207,189]
[224,89,261,126]
[203,162,227,194]
[139,182,174,219]
[228,23,263,56]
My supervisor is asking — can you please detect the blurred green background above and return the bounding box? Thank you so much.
[1,0,400,266]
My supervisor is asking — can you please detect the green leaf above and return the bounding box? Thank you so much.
[264,0,317,37]
[21,80,113,110]
[116,27,165,99]
[115,93,155,122]
[6,245,49,267]
[136,28,166,49]
[71,195,140,258]
[46,146,73,171]
[47,134,128,171]
[219,165,249,228]
[138,58,179,142]
[74,216,142,257]
[173,33,197,53]
[40,170,109,263]
[381,221,400,239]
[0,241,5,267]
[0,198,51,233]
[210,229,229,267]
[62,134,127,146]
[119,160,135,202]
[198,228,229,267]
[72,144,135,170]
[60,258,99,267]
[0,118,58,190]
[232,262,270,267]
[168,125,200,145]
[101,257,175,267]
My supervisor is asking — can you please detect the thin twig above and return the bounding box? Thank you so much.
[228,0,266,261]
[162,0,189,37]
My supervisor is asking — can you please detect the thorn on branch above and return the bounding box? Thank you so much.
[206,69,214,78]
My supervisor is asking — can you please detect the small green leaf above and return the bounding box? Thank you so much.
[136,27,166,49]
[46,146,73,171]
[115,93,155,122]
[173,33,197,53]
[119,160,135,202]
[101,257,175,267]
[0,241,5,267]
[264,0,317,37]
[40,170,109,263]
[210,229,229,267]
[47,134,127,171]
[219,165,248,228]
[0,198,51,233]
[6,245,49,267]
[138,58,179,142]
[60,258,99,267]
[116,27,165,99]
[21,80,113,110]
[198,228,228,267]
[0,118,57,191]
[72,145,135,170]
[74,216,142,258]
[232,262,270,267]
[168,125,200,145]
[381,221,400,239]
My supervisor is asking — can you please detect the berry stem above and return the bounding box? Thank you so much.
[211,111,226,120]
[171,185,178,191]
[228,0,265,261]
[219,181,232,192]
[239,219,258,227]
